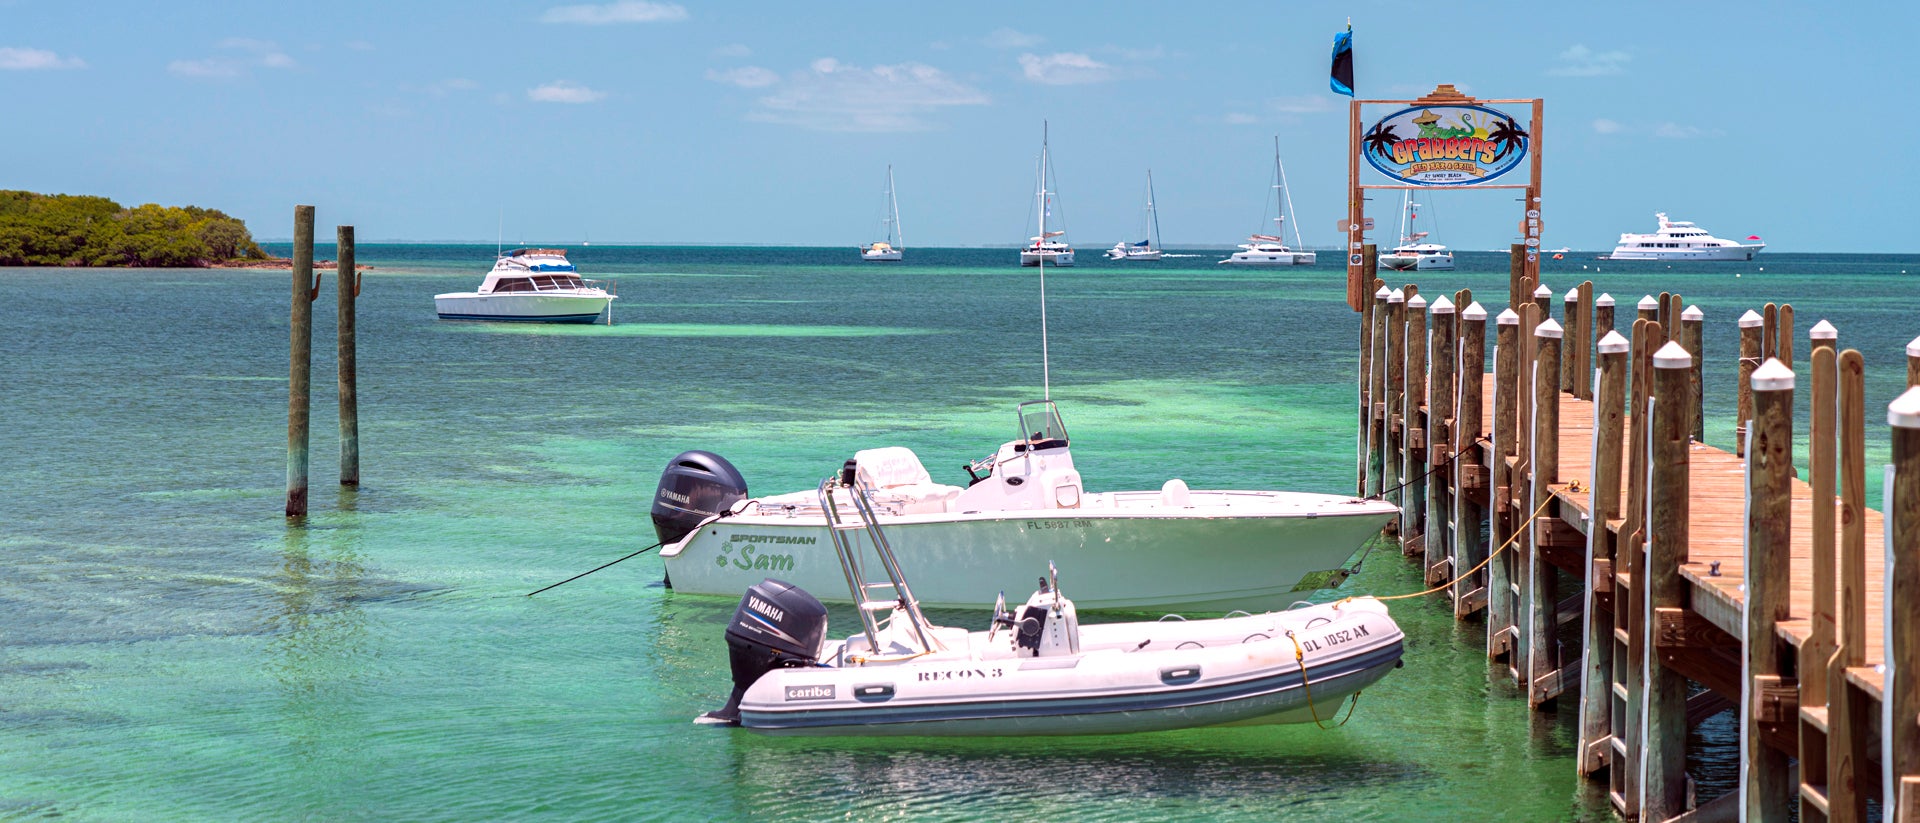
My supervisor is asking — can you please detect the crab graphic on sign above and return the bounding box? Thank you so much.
[1362,104,1529,186]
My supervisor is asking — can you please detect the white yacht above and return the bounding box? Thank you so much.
[1106,170,1164,261]
[433,248,615,323]
[653,400,1399,612]
[1220,138,1315,266]
[859,165,904,262]
[1606,213,1763,261]
[1379,191,1454,271]
[1020,122,1074,267]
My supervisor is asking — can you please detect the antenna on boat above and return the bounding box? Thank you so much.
[496,208,503,259]
[1039,121,1052,401]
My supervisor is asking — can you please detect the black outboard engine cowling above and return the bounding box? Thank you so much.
[702,579,830,725]
[652,450,749,546]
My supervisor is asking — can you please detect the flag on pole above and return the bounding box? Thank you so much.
[1330,25,1354,97]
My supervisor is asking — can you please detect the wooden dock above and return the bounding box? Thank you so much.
[1357,256,1920,822]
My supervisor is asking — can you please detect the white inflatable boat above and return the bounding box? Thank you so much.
[697,475,1405,737]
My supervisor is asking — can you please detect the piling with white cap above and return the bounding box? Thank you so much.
[1743,355,1797,816]
[1522,317,1565,706]
[1908,334,1920,388]
[1680,305,1705,441]
[1534,282,1553,317]
[1642,338,1699,818]
[1737,310,1764,456]
[1888,384,1920,823]
[1638,294,1659,324]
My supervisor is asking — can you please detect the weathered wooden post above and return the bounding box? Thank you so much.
[337,225,360,487]
[1738,310,1764,456]
[1426,296,1457,581]
[1595,292,1615,341]
[1561,287,1579,394]
[286,205,319,517]
[1888,386,1920,821]
[1762,302,1778,359]
[1745,357,1795,821]
[1369,285,1392,495]
[1908,335,1920,388]
[1778,304,1795,368]
[1385,289,1408,535]
[1830,350,1869,822]
[1456,302,1488,616]
[1577,281,1595,400]
[1657,291,1673,331]
[1681,306,1704,443]
[1612,318,1659,815]
[1404,293,1430,552]
[1533,282,1553,318]
[1643,340,1694,820]
[1490,308,1520,658]
[1510,243,1527,308]
[1638,294,1659,327]
[1359,279,1377,496]
[1800,333,1838,821]
[1578,329,1629,776]
[1526,318,1562,706]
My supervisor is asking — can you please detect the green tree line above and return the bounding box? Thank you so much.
[0,190,269,267]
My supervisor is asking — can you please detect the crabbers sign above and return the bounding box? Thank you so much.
[1361,104,1529,186]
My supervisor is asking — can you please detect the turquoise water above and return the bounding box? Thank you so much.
[2,247,1915,821]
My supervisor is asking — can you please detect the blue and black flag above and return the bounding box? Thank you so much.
[1330,26,1354,97]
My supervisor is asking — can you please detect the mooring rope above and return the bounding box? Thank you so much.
[1286,629,1362,729]
[1365,433,1490,501]
[1365,494,1556,603]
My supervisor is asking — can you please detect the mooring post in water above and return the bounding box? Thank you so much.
[1829,349,1870,822]
[1426,296,1456,582]
[1455,301,1488,616]
[1637,294,1659,328]
[1561,287,1579,394]
[1404,292,1429,553]
[1800,336,1838,821]
[1489,308,1520,659]
[1358,281,1376,496]
[1532,282,1552,319]
[337,225,360,487]
[1509,243,1526,309]
[1745,358,1795,821]
[1907,335,1920,388]
[1577,282,1596,400]
[1611,318,1658,815]
[1595,292,1615,343]
[1777,304,1795,368]
[1525,318,1562,707]
[1384,288,1407,535]
[1642,340,1694,821]
[1888,386,1920,821]
[1762,302,1779,360]
[286,205,319,517]
[1577,330,1629,776]
[1737,310,1764,457]
[1369,285,1391,496]
[1681,306,1705,443]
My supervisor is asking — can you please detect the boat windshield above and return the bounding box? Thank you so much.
[1017,400,1069,450]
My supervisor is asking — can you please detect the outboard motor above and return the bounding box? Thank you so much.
[652,450,749,546]
[701,579,830,725]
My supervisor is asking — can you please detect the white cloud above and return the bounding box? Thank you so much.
[1653,122,1721,139]
[541,1,687,24]
[1267,95,1332,114]
[0,47,85,70]
[1591,118,1623,134]
[712,43,752,58]
[528,81,606,103]
[170,38,295,79]
[1549,44,1630,77]
[1224,112,1260,125]
[1018,52,1114,85]
[985,28,1043,49]
[706,66,779,88]
[717,58,989,132]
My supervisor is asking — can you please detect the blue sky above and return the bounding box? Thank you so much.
[2,0,1914,251]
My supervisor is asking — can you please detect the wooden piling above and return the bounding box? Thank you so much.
[1595,293,1616,343]
[1889,386,1920,821]
[286,205,318,517]
[1657,291,1672,331]
[1359,282,1376,495]
[1576,281,1595,400]
[1490,308,1520,659]
[337,225,360,487]
[1779,304,1795,368]
[1638,294,1659,326]
[1456,302,1488,616]
[1738,310,1764,457]
[1405,294,1430,551]
[1611,318,1659,815]
[1681,305,1704,444]
[1369,285,1391,496]
[1643,340,1694,821]
[1426,297,1457,581]
[1745,357,1795,821]
[1578,329,1630,776]
[1908,335,1920,388]
[1830,349,1869,822]
[1801,339,1838,821]
[1562,288,1579,395]
[1526,319,1563,706]
[1385,289,1408,533]
[1534,283,1553,318]
[1510,243,1526,308]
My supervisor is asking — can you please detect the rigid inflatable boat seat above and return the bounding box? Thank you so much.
[854,447,962,514]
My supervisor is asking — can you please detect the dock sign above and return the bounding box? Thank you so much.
[1362,104,1529,186]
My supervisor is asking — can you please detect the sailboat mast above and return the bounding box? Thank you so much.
[1147,170,1162,252]
[887,165,902,248]
[1275,139,1305,251]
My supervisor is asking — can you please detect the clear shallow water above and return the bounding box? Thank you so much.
[2,247,1916,821]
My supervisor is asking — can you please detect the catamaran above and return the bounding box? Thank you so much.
[1020,122,1074,267]
[1379,191,1454,271]
[859,166,904,262]
[1220,137,1314,266]
[1107,171,1165,261]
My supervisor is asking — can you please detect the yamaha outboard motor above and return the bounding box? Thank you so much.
[702,579,829,725]
[652,450,749,546]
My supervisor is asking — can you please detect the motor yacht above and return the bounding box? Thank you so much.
[433,249,615,323]
[1605,213,1763,261]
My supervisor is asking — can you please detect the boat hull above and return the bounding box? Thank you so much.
[1380,254,1453,271]
[434,293,613,323]
[1020,251,1075,267]
[1219,251,1315,266]
[734,599,1404,736]
[1604,244,1762,262]
[861,250,903,262]
[662,496,1397,612]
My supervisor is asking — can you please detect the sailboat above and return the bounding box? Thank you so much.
[1220,137,1315,266]
[860,166,904,262]
[1107,171,1164,261]
[1020,122,1074,267]
[1379,191,1453,271]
